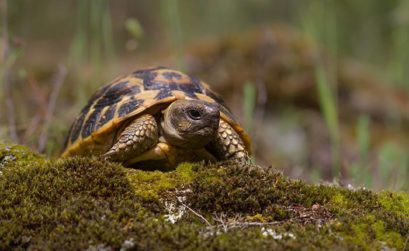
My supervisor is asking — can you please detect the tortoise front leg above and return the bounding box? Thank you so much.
[210,120,248,162]
[104,114,158,163]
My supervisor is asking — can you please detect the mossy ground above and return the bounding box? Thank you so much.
[0,144,408,250]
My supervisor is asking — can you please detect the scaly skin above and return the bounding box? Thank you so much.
[103,114,158,162]
[210,120,248,162]
[104,114,247,165]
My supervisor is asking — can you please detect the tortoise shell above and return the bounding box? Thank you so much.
[61,67,251,157]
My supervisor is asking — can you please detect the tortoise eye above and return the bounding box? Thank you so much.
[187,109,202,120]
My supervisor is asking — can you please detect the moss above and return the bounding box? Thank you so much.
[378,191,409,217]
[246,213,267,222]
[187,163,408,249]
[0,149,407,250]
[125,162,196,201]
[0,157,140,249]
[333,214,406,250]
[0,143,44,169]
[371,218,404,248]
[330,193,348,208]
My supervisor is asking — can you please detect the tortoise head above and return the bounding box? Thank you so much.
[161,99,220,148]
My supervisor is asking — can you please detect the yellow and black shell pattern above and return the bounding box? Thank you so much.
[61,67,251,157]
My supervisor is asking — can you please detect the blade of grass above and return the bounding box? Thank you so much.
[101,0,115,62]
[69,0,115,106]
[357,115,370,165]
[378,143,409,190]
[161,0,185,70]
[388,0,409,88]
[315,63,340,177]
[300,0,341,178]
[69,0,88,66]
[350,114,371,187]
[89,0,114,83]
[38,64,67,153]
[68,0,89,106]
[243,82,257,134]
[90,0,102,81]
[0,0,19,142]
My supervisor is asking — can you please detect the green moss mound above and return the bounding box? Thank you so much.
[0,145,408,250]
[0,143,44,168]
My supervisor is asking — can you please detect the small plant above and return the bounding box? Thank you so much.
[0,0,24,143]
[388,0,409,88]
[161,0,185,70]
[69,0,115,104]
[378,143,409,190]
[350,115,372,188]
[242,81,257,134]
[299,0,341,177]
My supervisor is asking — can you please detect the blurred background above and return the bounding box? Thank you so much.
[1,0,409,190]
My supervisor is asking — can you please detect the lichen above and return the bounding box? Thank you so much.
[0,145,407,250]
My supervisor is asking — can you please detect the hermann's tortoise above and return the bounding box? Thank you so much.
[62,67,251,169]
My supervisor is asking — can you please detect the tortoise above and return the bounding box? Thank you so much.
[61,67,251,169]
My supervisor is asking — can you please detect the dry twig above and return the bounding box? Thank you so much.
[177,199,212,227]
[215,221,281,232]
[22,75,48,142]
[37,64,67,153]
[225,221,281,228]
[213,213,229,233]
[213,213,280,232]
